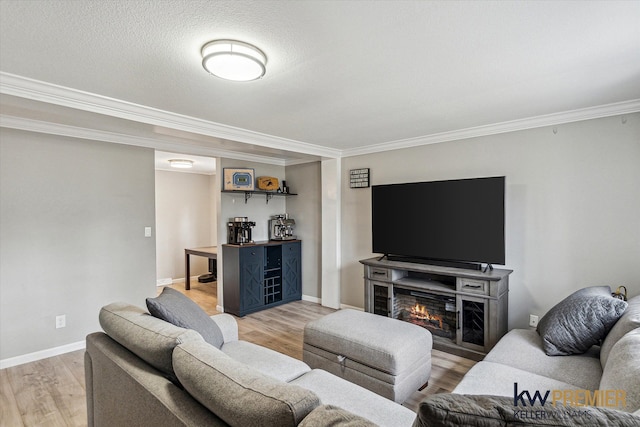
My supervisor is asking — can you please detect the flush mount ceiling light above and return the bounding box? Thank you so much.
[169,159,194,169]
[201,39,266,81]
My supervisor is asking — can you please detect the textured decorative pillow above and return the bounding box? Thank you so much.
[146,287,224,349]
[298,405,376,427]
[414,393,640,427]
[536,286,627,356]
[173,341,319,427]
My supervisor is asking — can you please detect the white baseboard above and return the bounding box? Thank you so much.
[340,303,364,311]
[0,340,86,370]
[302,294,321,304]
[156,276,202,287]
[156,277,172,286]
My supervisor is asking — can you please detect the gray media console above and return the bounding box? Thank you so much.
[360,257,512,360]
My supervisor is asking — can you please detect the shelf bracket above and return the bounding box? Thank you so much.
[244,192,252,204]
[265,193,274,204]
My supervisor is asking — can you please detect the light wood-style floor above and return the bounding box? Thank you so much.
[0,281,476,426]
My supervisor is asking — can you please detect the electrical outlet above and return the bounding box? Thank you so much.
[529,314,539,328]
[56,314,66,329]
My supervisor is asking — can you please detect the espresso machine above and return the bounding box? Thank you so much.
[269,214,296,240]
[227,217,256,245]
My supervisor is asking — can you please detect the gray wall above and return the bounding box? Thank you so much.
[286,161,322,299]
[155,170,216,282]
[0,129,156,360]
[340,113,640,328]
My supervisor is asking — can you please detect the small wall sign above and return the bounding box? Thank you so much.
[350,168,370,188]
[223,168,255,191]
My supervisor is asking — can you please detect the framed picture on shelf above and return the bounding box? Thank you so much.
[223,168,255,191]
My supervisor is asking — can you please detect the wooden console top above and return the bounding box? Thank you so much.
[360,257,512,282]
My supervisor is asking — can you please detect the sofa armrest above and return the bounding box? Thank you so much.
[210,314,238,343]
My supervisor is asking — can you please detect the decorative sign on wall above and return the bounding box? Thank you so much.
[350,168,370,188]
[223,168,255,191]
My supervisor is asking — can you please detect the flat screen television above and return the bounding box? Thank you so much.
[371,176,505,269]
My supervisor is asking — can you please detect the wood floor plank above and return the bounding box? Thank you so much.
[6,355,86,427]
[59,350,86,391]
[0,368,25,427]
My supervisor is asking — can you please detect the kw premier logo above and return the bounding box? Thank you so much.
[513,383,627,409]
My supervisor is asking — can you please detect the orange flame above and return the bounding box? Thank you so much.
[410,304,443,329]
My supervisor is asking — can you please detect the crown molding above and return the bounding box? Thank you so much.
[341,99,640,158]
[0,115,290,166]
[0,72,341,159]
[3,72,638,161]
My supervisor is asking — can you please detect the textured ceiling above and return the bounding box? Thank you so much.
[1,0,639,157]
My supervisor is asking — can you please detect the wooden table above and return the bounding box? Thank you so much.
[184,246,217,290]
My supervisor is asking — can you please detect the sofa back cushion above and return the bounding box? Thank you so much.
[173,341,320,427]
[99,302,203,383]
[146,287,224,349]
[599,328,640,413]
[601,295,640,368]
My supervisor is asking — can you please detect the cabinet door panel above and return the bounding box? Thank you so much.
[239,248,264,311]
[282,242,301,301]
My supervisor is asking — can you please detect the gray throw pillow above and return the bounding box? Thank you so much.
[413,394,640,427]
[536,286,627,356]
[146,287,224,349]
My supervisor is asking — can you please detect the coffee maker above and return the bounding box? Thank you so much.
[227,217,256,245]
[269,214,296,240]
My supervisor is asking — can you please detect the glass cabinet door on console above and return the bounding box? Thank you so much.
[456,295,488,352]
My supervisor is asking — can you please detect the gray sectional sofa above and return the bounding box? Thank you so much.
[411,294,640,426]
[452,294,640,415]
[86,290,640,426]
[85,302,416,427]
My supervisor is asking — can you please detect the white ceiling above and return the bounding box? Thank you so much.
[1,0,639,163]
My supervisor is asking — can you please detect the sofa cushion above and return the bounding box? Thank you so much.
[298,405,377,427]
[483,329,601,390]
[146,287,224,349]
[173,341,319,427]
[290,369,417,427]
[601,295,640,368]
[413,393,640,427]
[221,340,310,382]
[600,328,640,413]
[536,286,627,356]
[452,361,581,397]
[98,302,203,383]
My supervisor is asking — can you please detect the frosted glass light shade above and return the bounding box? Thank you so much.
[201,40,266,81]
[169,159,194,169]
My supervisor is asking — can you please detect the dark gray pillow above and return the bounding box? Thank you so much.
[537,286,627,356]
[414,393,640,427]
[146,287,224,349]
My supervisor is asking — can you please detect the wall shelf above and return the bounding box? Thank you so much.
[222,190,297,204]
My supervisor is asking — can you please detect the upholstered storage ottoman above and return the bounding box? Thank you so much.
[303,309,432,403]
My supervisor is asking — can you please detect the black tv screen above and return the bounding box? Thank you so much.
[372,176,505,265]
